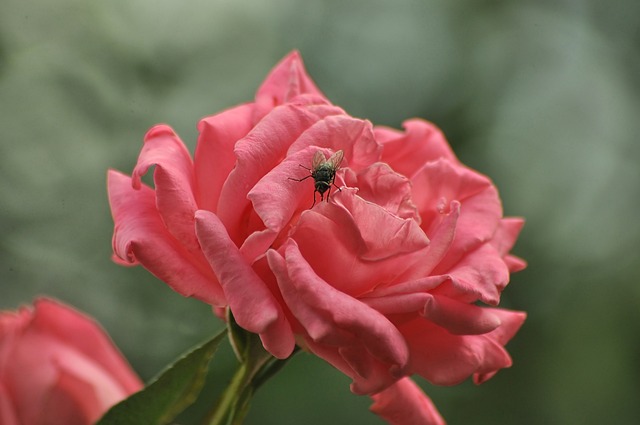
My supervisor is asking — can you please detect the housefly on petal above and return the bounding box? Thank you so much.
[289,150,344,207]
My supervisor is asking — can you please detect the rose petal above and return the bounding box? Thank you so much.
[473,309,526,384]
[1,300,143,425]
[38,369,93,425]
[344,163,419,221]
[370,377,445,425]
[194,103,256,213]
[108,170,224,305]
[333,189,429,261]
[363,293,501,335]
[477,308,526,347]
[491,218,525,256]
[255,50,327,117]
[398,316,513,386]
[433,243,511,305]
[242,146,326,261]
[504,254,527,273]
[287,114,382,171]
[194,210,294,359]
[492,218,528,272]
[31,299,142,393]
[378,201,460,285]
[132,125,200,255]
[412,159,500,251]
[290,190,429,296]
[216,103,342,245]
[238,229,280,265]
[47,351,132,424]
[0,384,20,425]
[422,295,502,335]
[378,118,458,179]
[362,293,434,316]
[363,275,449,299]
[267,242,409,382]
[301,338,402,395]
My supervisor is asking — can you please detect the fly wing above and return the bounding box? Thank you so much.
[311,150,326,169]
[327,149,344,169]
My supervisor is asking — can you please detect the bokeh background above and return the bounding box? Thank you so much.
[1,0,639,424]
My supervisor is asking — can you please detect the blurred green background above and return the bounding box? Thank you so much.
[1,0,639,424]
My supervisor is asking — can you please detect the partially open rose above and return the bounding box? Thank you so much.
[0,298,142,425]
[108,51,525,423]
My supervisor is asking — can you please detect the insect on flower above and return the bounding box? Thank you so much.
[289,150,344,207]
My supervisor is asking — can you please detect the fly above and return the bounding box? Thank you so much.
[289,150,344,207]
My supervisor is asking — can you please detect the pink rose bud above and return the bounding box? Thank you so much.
[108,51,526,424]
[0,298,143,425]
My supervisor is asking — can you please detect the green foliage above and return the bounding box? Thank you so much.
[97,331,226,425]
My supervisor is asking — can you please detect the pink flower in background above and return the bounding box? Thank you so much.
[0,298,142,425]
[108,51,526,424]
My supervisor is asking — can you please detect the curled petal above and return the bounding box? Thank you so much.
[267,242,409,385]
[433,243,511,305]
[333,189,429,261]
[378,119,458,179]
[504,254,527,273]
[242,146,325,261]
[194,210,294,359]
[476,308,526,347]
[287,114,382,171]
[473,309,526,384]
[370,378,445,425]
[412,159,501,253]
[392,201,460,282]
[108,170,223,305]
[398,317,515,386]
[132,125,200,255]
[216,103,342,245]
[422,295,502,335]
[364,276,449,299]
[344,163,419,221]
[363,292,501,335]
[194,103,256,213]
[291,190,429,296]
[302,338,403,395]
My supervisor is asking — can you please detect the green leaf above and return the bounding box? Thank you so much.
[97,330,227,425]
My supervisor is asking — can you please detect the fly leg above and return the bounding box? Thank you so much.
[288,174,312,183]
[325,181,342,202]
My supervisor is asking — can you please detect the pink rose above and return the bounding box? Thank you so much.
[108,51,525,423]
[0,298,143,425]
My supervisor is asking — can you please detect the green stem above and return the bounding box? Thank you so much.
[206,361,250,425]
[205,311,302,425]
[204,347,301,425]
